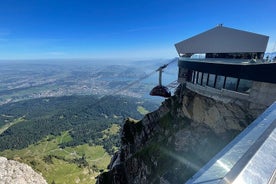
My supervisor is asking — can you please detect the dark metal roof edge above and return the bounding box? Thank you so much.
[175,26,269,46]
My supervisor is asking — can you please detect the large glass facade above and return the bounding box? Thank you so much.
[206,52,264,59]
[186,70,252,94]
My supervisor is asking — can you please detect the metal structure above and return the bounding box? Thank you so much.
[174,26,276,183]
[186,102,276,184]
[178,59,276,84]
[175,25,269,56]
[175,26,276,106]
[150,64,171,98]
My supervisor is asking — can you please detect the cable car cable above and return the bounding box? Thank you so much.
[105,58,177,97]
[85,58,177,111]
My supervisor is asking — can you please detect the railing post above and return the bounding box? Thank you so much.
[159,70,162,86]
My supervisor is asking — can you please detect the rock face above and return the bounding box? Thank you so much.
[97,85,266,184]
[0,157,47,184]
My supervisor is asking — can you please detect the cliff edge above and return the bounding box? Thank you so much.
[97,84,266,184]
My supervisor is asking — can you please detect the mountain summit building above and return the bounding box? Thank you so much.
[175,24,269,58]
[175,25,276,107]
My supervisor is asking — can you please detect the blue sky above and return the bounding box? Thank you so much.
[0,0,275,60]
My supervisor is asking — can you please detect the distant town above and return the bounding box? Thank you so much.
[0,60,173,105]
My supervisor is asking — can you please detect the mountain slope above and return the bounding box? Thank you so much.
[0,95,157,151]
[97,84,266,184]
[0,95,158,183]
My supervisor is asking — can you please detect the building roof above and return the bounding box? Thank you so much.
[175,25,269,55]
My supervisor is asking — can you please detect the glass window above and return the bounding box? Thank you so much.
[202,73,208,86]
[178,68,185,79]
[197,72,202,85]
[207,74,215,87]
[237,79,252,94]
[215,75,224,89]
[225,77,237,91]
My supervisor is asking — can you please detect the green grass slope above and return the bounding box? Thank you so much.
[0,131,111,184]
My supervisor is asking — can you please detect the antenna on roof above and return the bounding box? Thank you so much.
[217,23,223,27]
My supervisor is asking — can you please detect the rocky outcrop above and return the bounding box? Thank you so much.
[0,157,47,184]
[97,84,266,184]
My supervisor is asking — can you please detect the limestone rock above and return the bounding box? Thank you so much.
[97,85,265,184]
[0,157,47,184]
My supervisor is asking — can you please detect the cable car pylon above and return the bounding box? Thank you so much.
[150,64,171,98]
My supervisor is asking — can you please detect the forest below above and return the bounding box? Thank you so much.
[0,95,158,154]
[0,95,158,183]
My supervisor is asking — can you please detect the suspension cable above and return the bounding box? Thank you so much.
[110,58,177,96]
[85,58,178,110]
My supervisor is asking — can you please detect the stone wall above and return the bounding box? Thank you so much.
[250,81,276,106]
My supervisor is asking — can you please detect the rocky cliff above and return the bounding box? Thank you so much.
[97,84,266,184]
[0,157,47,184]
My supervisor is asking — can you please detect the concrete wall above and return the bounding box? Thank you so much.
[250,81,276,106]
[186,82,250,104]
[186,81,276,107]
